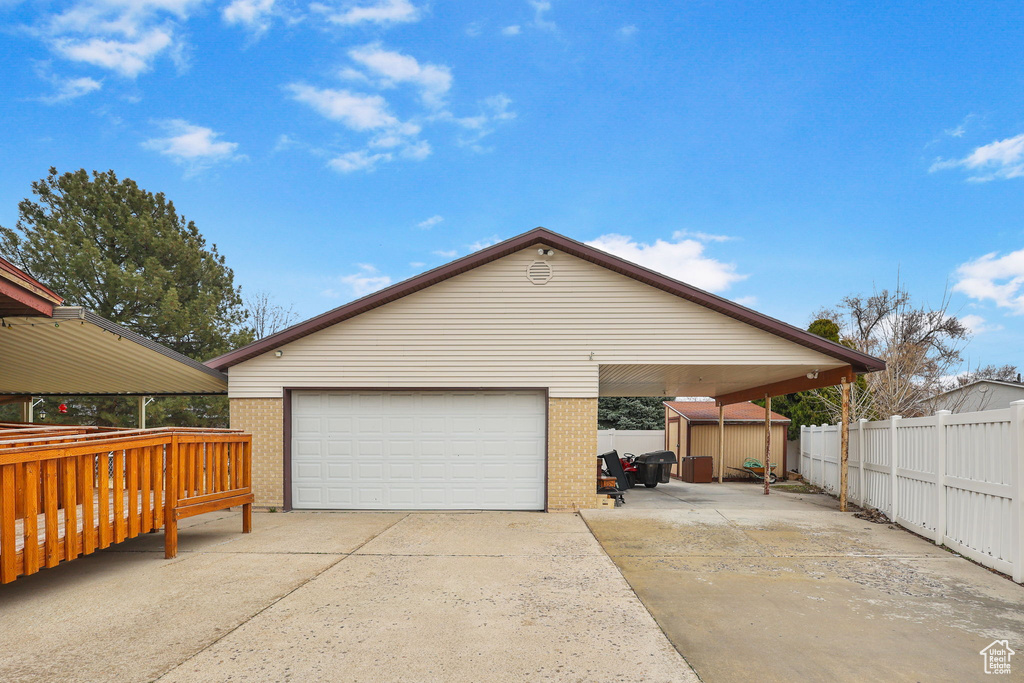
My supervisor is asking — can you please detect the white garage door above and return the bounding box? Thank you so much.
[290,390,547,510]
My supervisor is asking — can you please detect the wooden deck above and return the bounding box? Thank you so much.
[0,424,253,583]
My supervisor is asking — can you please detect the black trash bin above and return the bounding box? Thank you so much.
[634,450,678,488]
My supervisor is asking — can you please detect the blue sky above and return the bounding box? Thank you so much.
[2,1,1023,371]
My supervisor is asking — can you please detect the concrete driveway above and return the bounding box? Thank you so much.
[582,480,1024,682]
[0,510,696,683]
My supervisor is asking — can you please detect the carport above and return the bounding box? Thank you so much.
[208,228,883,512]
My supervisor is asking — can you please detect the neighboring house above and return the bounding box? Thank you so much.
[931,379,1024,414]
[663,400,790,478]
[206,228,883,512]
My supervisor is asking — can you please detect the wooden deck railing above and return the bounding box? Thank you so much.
[0,428,252,584]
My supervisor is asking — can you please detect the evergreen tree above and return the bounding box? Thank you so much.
[0,168,252,427]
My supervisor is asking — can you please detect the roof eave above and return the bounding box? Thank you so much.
[207,227,886,373]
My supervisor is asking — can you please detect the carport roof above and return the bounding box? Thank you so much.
[207,227,886,379]
[0,307,227,396]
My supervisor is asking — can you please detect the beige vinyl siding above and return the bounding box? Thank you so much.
[689,424,788,478]
[228,246,844,399]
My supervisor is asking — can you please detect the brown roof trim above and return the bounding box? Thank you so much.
[206,227,887,372]
[0,257,63,317]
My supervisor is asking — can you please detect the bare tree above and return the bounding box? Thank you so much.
[807,280,969,420]
[244,290,298,340]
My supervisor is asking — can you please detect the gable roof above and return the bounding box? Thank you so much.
[665,400,790,423]
[206,227,886,373]
[932,378,1024,399]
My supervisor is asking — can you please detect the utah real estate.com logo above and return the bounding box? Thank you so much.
[980,640,1014,675]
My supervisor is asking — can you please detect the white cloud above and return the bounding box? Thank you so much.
[348,44,452,109]
[930,133,1024,182]
[142,119,242,170]
[586,233,746,292]
[328,149,392,173]
[287,84,398,130]
[223,0,276,33]
[954,249,1024,314]
[311,0,419,26]
[468,235,501,251]
[401,139,431,160]
[324,264,393,298]
[673,229,736,243]
[959,314,1002,334]
[433,249,458,258]
[38,75,102,104]
[617,24,637,39]
[409,261,426,268]
[441,93,516,151]
[502,25,521,35]
[732,295,758,307]
[53,29,174,77]
[529,0,555,31]
[40,0,201,77]
[417,215,443,229]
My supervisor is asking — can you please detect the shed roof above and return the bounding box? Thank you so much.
[665,400,790,424]
[207,227,886,377]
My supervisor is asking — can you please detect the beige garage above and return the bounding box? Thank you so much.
[207,228,883,511]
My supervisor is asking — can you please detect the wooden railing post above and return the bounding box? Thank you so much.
[242,437,252,534]
[164,435,179,559]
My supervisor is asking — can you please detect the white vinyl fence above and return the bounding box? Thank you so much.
[597,429,666,456]
[801,402,1024,583]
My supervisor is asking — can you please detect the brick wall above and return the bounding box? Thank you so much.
[547,397,604,511]
[230,395,604,512]
[230,397,284,509]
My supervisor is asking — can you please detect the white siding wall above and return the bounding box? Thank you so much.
[229,246,843,399]
[934,382,1024,413]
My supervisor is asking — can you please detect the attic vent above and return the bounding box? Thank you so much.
[526,260,553,285]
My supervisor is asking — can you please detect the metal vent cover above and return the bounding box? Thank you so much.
[526,260,553,284]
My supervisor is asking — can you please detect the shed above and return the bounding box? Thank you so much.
[664,400,790,479]
[207,228,883,512]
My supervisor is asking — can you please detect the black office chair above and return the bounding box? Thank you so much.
[598,450,628,506]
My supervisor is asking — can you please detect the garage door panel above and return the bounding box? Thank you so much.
[291,390,546,510]
[326,463,352,480]
[326,488,353,505]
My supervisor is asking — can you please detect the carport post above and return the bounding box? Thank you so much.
[718,405,724,484]
[763,396,771,495]
[840,376,850,512]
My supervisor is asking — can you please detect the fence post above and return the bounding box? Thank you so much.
[934,410,950,547]
[890,416,901,522]
[858,418,867,508]
[1010,401,1024,583]
[812,425,820,485]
